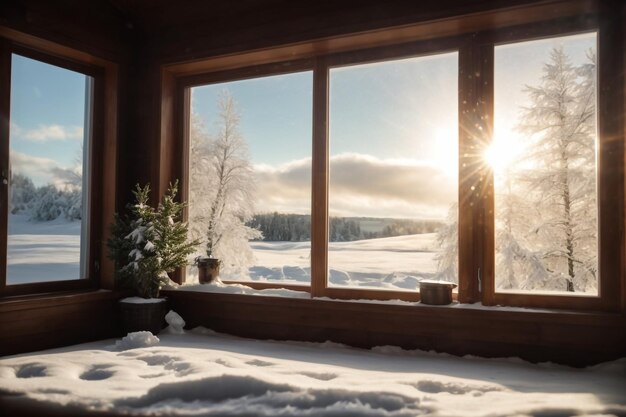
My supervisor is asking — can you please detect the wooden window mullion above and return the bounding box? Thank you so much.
[310,57,329,298]
[458,37,494,304]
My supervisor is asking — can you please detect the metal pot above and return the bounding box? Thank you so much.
[419,280,457,305]
[195,257,220,284]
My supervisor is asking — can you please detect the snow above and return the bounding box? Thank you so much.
[115,332,160,351]
[181,280,310,299]
[164,311,186,334]
[120,297,168,304]
[0,327,623,416]
[7,213,82,284]
[214,233,441,291]
[9,209,441,292]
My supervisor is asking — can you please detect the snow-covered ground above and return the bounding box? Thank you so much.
[0,325,624,417]
[7,214,82,284]
[222,233,440,290]
[8,212,438,290]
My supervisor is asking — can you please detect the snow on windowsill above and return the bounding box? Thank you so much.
[120,296,168,304]
[168,281,566,314]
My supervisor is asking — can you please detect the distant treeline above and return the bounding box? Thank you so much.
[10,173,83,221]
[247,213,443,242]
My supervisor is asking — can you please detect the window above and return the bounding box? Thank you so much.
[481,20,621,310]
[0,35,115,297]
[328,52,458,292]
[7,54,92,285]
[492,33,598,295]
[186,70,313,287]
[171,5,623,310]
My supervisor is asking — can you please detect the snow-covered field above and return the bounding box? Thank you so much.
[0,324,624,417]
[8,213,438,290]
[7,214,82,284]
[225,233,440,290]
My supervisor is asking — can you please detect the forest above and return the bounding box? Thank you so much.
[248,213,443,242]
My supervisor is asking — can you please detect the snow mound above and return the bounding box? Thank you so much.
[115,374,427,416]
[164,310,185,334]
[0,331,624,417]
[115,331,160,350]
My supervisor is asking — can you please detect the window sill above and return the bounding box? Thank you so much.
[163,284,618,318]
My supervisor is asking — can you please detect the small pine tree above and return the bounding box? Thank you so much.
[108,181,200,298]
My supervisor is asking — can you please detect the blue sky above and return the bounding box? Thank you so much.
[9,32,596,219]
[9,54,87,187]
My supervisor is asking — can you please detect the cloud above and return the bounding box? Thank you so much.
[254,158,312,214]
[253,153,457,219]
[10,151,80,188]
[11,123,84,142]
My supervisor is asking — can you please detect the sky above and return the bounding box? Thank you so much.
[492,32,597,176]
[191,52,459,219]
[8,31,596,221]
[9,54,88,188]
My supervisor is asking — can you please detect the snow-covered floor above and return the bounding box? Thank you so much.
[0,325,624,417]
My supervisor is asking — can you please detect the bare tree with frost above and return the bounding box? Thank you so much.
[515,46,597,292]
[189,90,262,276]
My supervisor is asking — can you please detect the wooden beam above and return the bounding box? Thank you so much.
[310,57,329,298]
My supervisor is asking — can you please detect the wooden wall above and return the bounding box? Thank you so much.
[165,290,626,367]
[0,291,124,356]
[0,0,129,356]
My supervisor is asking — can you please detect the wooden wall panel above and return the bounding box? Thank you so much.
[0,291,125,356]
[0,0,129,63]
[165,290,626,366]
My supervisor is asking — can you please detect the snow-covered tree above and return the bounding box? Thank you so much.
[31,185,63,221]
[9,172,36,214]
[433,203,458,284]
[189,90,262,276]
[494,168,555,290]
[515,46,597,292]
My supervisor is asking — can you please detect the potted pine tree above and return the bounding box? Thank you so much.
[108,181,199,334]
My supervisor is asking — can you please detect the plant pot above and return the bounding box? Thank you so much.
[196,257,220,283]
[119,297,168,334]
[419,280,457,305]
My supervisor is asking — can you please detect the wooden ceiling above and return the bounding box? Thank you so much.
[103,0,540,34]
[105,0,285,31]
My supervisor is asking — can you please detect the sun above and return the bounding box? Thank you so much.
[483,135,523,174]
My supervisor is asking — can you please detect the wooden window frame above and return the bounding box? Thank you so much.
[478,16,624,311]
[0,27,118,297]
[165,0,623,311]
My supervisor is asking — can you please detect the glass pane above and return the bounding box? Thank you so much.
[188,72,312,285]
[7,54,92,284]
[492,33,598,294]
[328,52,459,291]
